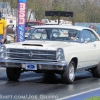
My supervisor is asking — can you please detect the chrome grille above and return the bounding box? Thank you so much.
[7,49,57,61]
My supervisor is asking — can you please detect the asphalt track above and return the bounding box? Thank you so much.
[58,88,100,100]
[0,68,100,100]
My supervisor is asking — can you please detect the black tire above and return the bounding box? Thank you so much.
[61,61,75,84]
[6,67,21,81]
[44,72,55,77]
[91,62,100,78]
[43,72,56,83]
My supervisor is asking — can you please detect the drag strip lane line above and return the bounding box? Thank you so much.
[57,87,100,100]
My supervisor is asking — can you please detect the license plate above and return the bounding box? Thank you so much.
[25,64,37,70]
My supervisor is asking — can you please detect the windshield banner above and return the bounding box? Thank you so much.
[17,0,27,42]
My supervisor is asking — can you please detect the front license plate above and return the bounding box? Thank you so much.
[26,64,37,70]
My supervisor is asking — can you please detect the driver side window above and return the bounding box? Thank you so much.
[81,30,91,43]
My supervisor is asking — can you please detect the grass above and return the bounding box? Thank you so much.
[86,96,100,100]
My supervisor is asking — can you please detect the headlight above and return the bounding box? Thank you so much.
[0,46,6,52]
[0,46,6,59]
[56,48,65,62]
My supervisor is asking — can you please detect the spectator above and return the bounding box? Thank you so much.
[13,25,17,42]
[0,11,7,45]
[89,25,98,32]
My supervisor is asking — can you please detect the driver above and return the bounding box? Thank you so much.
[69,32,77,41]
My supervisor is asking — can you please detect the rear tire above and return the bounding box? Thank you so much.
[6,68,21,81]
[61,61,75,84]
[91,62,100,78]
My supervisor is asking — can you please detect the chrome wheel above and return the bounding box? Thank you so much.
[61,60,76,84]
[69,63,75,81]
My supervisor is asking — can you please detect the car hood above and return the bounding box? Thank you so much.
[5,40,80,49]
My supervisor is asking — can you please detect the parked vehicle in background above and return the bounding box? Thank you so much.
[6,25,15,43]
[1,15,16,43]
[1,25,100,84]
[45,19,72,25]
[5,16,16,28]
[25,21,44,32]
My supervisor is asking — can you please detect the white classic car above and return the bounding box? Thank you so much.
[0,25,100,84]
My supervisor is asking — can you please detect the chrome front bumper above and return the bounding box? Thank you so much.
[0,59,67,71]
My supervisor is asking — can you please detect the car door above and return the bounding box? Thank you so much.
[80,29,97,68]
[90,31,100,64]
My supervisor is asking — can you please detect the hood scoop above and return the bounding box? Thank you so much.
[22,44,43,46]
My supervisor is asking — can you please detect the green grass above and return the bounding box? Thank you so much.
[86,96,100,100]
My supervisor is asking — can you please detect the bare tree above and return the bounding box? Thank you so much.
[1,0,100,22]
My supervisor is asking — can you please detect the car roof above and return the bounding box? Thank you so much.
[34,25,90,31]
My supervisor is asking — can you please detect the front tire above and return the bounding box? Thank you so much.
[61,61,75,84]
[6,68,21,81]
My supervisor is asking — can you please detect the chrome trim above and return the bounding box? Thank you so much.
[7,52,55,55]
[7,48,57,61]
[0,59,67,71]
[6,57,57,62]
[0,59,67,65]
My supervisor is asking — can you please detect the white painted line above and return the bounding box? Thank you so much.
[57,87,100,100]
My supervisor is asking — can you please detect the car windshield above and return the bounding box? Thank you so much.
[27,28,79,42]
[26,28,35,33]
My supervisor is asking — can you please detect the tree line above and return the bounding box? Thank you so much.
[0,0,100,23]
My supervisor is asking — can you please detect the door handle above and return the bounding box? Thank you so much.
[93,44,96,47]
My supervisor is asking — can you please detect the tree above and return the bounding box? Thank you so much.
[1,0,100,22]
